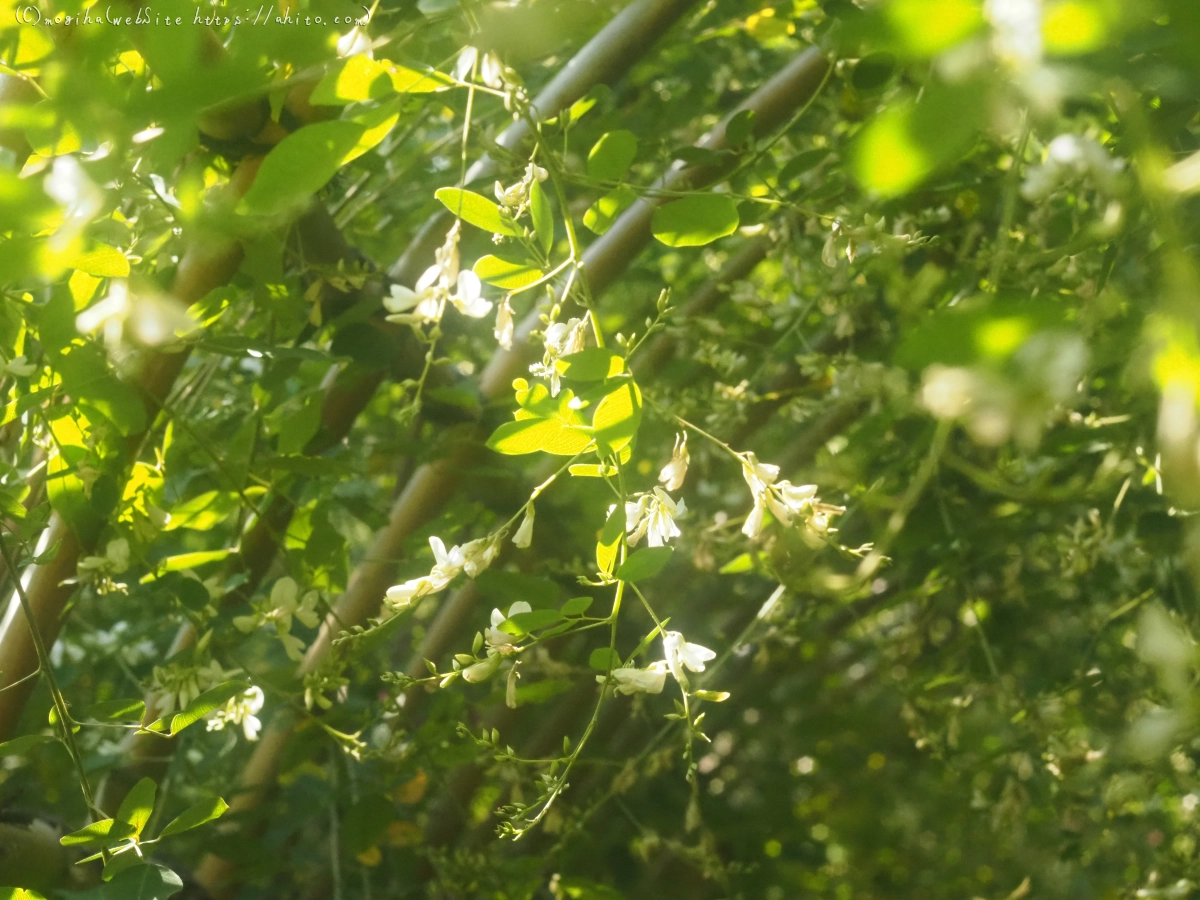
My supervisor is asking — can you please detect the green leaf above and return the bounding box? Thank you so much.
[583,185,636,235]
[513,678,574,705]
[434,188,521,237]
[163,491,239,532]
[501,608,565,635]
[592,380,642,455]
[61,818,136,848]
[694,690,731,702]
[344,100,402,165]
[158,796,229,839]
[569,463,617,477]
[561,596,593,616]
[596,504,624,577]
[589,647,622,672]
[141,549,233,582]
[556,349,625,381]
[0,889,48,900]
[651,194,739,247]
[60,243,130,277]
[239,121,368,216]
[388,64,455,93]
[102,847,145,882]
[169,681,250,736]
[310,55,393,105]
[0,733,55,756]
[725,109,757,148]
[531,179,554,254]
[0,490,24,520]
[616,547,673,582]
[116,778,156,838]
[101,864,183,900]
[474,255,544,289]
[83,698,146,723]
[587,130,638,182]
[779,148,832,184]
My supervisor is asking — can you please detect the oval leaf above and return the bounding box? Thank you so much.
[239,121,367,217]
[596,504,625,577]
[504,609,565,635]
[158,797,229,839]
[556,349,625,382]
[474,255,544,289]
[530,179,554,254]
[101,864,183,900]
[310,55,393,105]
[435,188,521,237]
[583,185,636,235]
[486,418,592,457]
[592,380,642,455]
[0,733,56,756]
[616,547,673,582]
[561,596,594,616]
[589,647,622,672]
[83,698,146,723]
[116,777,157,837]
[61,818,136,848]
[169,681,250,736]
[587,130,638,182]
[651,194,739,247]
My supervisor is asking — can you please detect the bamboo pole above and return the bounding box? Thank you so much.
[194,44,830,897]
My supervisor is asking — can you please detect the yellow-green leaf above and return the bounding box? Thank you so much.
[310,55,393,105]
[592,380,642,454]
[486,417,592,456]
[474,255,543,289]
[388,64,455,93]
[583,185,636,235]
[436,188,522,237]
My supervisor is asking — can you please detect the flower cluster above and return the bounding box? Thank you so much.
[147,658,240,718]
[233,577,321,662]
[385,534,501,610]
[625,488,687,548]
[740,452,842,538]
[385,222,492,326]
[599,631,715,695]
[76,537,131,593]
[494,162,548,217]
[530,317,586,396]
[206,685,264,741]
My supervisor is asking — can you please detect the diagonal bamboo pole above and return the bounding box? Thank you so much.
[194,44,830,897]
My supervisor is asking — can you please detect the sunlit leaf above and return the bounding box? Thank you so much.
[650,194,739,247]
[435,188,522,236]
[474,255,543,289]
[158,797,229,838]
[587,130,637,182]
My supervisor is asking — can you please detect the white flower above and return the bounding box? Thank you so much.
[625,488,686,548]
[336,27,372,58]
[462,651,503,683]
[530,317,587,395]
[493,164,550,216]
[206,686,264,741]
[384,535,465,611]
[486,601,532,649]
[985,0,1041,70]
[455,46,479,81]
[494,296,515,350]
[658,432,689,491]
[1021,134,1124,200]
[44,156,104,250]
[480,52,505,90]
[738,452,822,537]
[233,577,321,662]
[150,659,240,718]
[448,270,492,318]
[461,535,500,578]
[600,661,669,695]
[512,504,535,548]
[385,223,463,327]
[5,356,36,378]
[662,631,716,684]
[77,538,131,580]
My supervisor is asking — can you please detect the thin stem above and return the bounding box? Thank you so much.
[0,532,102,820]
